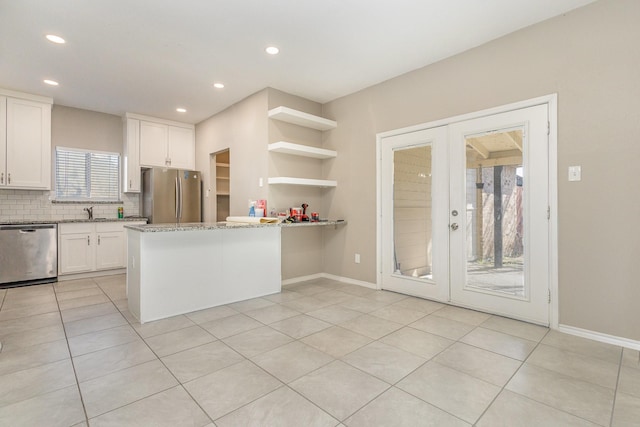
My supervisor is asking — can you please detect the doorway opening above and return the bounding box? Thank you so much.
[465,130,524,297]
[378,96,557,326]
[210,149,230,222]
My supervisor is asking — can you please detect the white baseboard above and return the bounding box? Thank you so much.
[558,324,640,351]
[320,273,378,289]
[281,274,325,286]
[283,273,378,290]
[57,268,126,282]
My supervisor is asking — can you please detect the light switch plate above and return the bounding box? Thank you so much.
[568,166,581,181]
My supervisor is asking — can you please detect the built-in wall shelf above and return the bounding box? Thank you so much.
[268,141,337,159]
[268,107,337,131]
[216,163,230,168]
[268,177,337,188]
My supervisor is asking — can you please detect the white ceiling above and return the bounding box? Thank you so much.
[0,0,595,124]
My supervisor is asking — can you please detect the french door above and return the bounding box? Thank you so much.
[381,104,550,325]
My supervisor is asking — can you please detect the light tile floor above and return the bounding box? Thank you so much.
[0,275,639,426]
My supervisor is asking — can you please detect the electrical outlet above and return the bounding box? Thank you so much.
[568,166,581,181]
[259,177,263,187]
[355,253,361,264]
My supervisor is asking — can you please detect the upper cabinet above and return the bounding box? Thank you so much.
[0,91,52,190]
[124,113,195,192]
[166,125,195,170]
[123,117,141,193]
[127,113,195,170]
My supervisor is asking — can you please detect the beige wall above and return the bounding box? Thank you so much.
[52,105,123,154]
[195,90,270,221]
[321,0,640,341]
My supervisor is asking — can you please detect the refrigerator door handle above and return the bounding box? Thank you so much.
[175,176,180,220]
[178,174,183,221]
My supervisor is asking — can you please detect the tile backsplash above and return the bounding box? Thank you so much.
[0,190,140,221]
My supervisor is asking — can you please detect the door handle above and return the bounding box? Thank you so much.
[450,223,459,231]
[175,177,179,219]
[87,235,91,245]
[98,235,101,245]
[1,172,3,184]
[7,173,10,184]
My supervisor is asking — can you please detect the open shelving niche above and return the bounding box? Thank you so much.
[267,107,337,188]
[214,151,230,222]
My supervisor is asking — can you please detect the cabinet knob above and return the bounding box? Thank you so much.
[7,173,10,184]
[129,179,132,188]
[87,235,90,245]
[98,235,101,245]
[0,172,3,184]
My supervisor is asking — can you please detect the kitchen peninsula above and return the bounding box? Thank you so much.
[125,220,344,323]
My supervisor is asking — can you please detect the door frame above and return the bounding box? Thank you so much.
[376,94,559,329]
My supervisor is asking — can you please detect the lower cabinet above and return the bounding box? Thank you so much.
[59,222,144,275]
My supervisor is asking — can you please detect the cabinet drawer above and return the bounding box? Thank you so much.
[96,222,123,233]
[59,223,94,234]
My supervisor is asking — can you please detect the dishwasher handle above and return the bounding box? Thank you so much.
[0,224,57,231]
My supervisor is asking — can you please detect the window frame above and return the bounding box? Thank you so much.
[54,146,121,202]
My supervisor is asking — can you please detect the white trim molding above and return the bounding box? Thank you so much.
[283,273,377,290]
[376,94,559,327]
[558,324,640,351]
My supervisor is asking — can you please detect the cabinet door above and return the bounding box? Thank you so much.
[0,97,6,185]
[168,126,195,170]
[124,118,141,192]
[96,231,125,270]
[5,97,51,189]
[60,233,95,274]
[139,121,169,167]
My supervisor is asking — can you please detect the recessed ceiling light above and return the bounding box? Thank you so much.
[176,108,187,113]
[46,34,65,44]
[265,46,279,55]
[43,79,59,86]
[213,83,225,89]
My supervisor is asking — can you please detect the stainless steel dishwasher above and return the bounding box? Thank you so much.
[0,224,57,287]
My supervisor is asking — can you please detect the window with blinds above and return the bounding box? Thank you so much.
[55,147,120,201]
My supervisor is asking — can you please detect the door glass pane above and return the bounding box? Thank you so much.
[393,145,433,280]
[465,130,525,297]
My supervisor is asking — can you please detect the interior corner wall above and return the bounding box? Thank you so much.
[195,88,326,280]
[195,89,270,222]
[266,88,325,280]
[321,0,640,341]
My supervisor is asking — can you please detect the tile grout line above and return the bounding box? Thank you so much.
[482,327,614,426]
[471,326,550,425]
[123,308,217,426]
[53,279,101,427]
[609,347,625,426]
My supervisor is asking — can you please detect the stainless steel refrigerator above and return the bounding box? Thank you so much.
[142,168,202,224]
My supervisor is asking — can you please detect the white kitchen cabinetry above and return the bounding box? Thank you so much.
[123,117,141,193]
[59,222,145,275]
[0,91,52,190]
[267,107,338,188]
[167,125,195,170]
[139,121,169,167]
[134,116,195,170]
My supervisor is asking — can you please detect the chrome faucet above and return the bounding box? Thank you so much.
[84,206,94,220]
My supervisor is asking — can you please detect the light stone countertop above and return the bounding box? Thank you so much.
[0,217,148,225]
[124,220,346,233]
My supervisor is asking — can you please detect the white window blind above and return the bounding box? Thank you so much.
[55,147,120,201]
